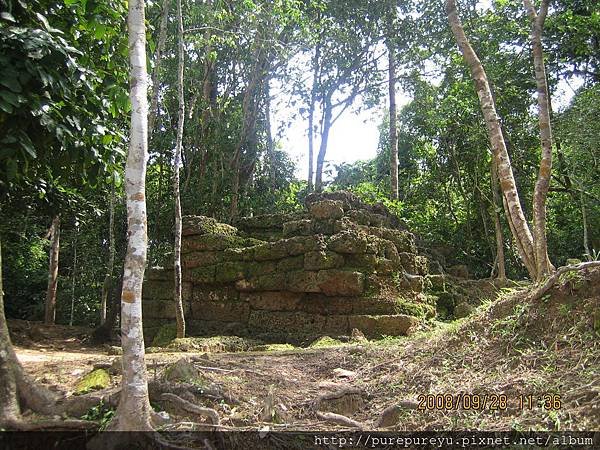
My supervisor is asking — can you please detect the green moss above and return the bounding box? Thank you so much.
[309,336,344,348]
[75,369,110,395]
[151,323,177,347]
[393,298,435,318]
[166,336,264,353]
[251,343,297,352]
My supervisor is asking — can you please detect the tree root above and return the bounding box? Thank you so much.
[315,411,365,429]
[529,261,600,301]
[160,393,220,425]
[2,418,98,431]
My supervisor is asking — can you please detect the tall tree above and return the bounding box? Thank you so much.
[100,178,116,325]
[387,1,399,201]
[173,0,186,339]
[524,0,553,278]
[44,215,60,325]
[446,0,538,279]
[109,0,153,430]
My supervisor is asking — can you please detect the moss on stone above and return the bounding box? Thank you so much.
[166,336,263,353]
[75,369,110,395]
[151,323,177,347]
[393,298,436,318]
[309,336,344,348]
[251,343,297,352]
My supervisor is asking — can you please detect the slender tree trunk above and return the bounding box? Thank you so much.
[581,191,591,260]
[148,0,171,134]
[524,0,553,280]
[109,0,153,430]
[173,0,186,339]
[445,0,537,279]
[387,6,399,201]
[44,215,60,325]
[307,44,320,192]
[491,159,507,280]
[69,232,77,326]
[101,179,116,325]
[315,92,333,193]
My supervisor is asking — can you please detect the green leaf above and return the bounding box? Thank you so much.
[0,77,22,93]
[1,12,16,23]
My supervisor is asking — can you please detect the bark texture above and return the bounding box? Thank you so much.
[148,0,170,134]
[524,0,553,280]
[307,43,320,192]
[101,178,116,325]
[314,91,333,192]
[173,0,186,339]
[44,215,60,325]
[446,0,537,279]
[387,4,399,201]
[491,159,507,280]
[110,0,153,430]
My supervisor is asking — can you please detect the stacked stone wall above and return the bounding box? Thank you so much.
[143,192,434,343]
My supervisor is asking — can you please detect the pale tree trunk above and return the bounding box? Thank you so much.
[446,0,537,279]
[581,192,591,260]
[491,159,507,280]
[524,0,553,280]
[44,215,60,325]
[314,92,333,193]
[69,232,77,326]
[387,1,399,201]
[307,43,320,192]
[110,0,154,430]
[100,178,116,325]
[148,0,171,134]
[173,0,186,339]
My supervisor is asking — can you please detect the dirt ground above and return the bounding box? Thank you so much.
[9,269,600,433]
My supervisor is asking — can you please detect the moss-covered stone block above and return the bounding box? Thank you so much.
[348,314,419,337]
[287,270,321,292]
[282,219,313,237]
[182,216,238,237]
[309,200,345,220]
[247,291,303,311]
[253,242,288,261]
[191,300,250,322]
[75,369,110,395]
[327,231,368,254]
[317,270,364,296]
[304,251,344,271]
[276,255,305,272]
[213,262,246,283]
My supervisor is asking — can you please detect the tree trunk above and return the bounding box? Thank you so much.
[109,0,154,431]
[148,0,171,135]
[44,215,60,325]
[581,191,591,260]
[524,0,553,280]
[445,0,537,280]
[387,5,399,201]
[173,0,186,339]
[69,232,77,326]
[315,92,333,193]
[101,178,116,325]
[491,159,507,280]
[307,43,320,192]
[0,238,19,424]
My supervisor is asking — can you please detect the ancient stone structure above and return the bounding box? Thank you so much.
[143,192,437,344]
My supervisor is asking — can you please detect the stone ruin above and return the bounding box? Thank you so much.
[142,191,478,345]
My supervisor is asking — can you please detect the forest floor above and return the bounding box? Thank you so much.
[9,267,600,435]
